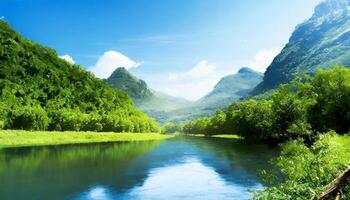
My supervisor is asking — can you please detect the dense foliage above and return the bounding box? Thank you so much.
[183,67,350,141]
[0,20,160,132]
[183,66,350,199]
[254,133,350,199]
[105,67,153,99]
[161,123,182,134]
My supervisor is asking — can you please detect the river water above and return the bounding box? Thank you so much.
[0,136,277,200]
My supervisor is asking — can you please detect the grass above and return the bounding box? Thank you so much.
[0,130,174,148]
[330,134,350,166]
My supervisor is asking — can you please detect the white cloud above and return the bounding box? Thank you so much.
[168,60,216,80]
[89,50,142,79]
[155,60,225,101]
[59,55,75,64]
[248,49,280,72]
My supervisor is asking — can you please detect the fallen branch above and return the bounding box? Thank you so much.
[315,165,350,200]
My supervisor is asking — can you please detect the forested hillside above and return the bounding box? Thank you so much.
[252,0,350,94]
[0,20,160,132]
[106,67,190,123]
[183,66,350,141]
[105,67,153,100]
[182,66,350,198]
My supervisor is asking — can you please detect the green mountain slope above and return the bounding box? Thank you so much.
[195,67,263,110]
[0,20,159,132]
[105,68,190,112]
[252,0,350,94]
[105,67,153,99]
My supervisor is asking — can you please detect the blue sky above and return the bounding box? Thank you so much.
[0,0,322,100]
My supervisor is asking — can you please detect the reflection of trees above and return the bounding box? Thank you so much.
[0,141,161,200]
[0,137,279,200]
[176,136,279,186]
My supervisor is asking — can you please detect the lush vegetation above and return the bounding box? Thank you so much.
[182,66,350,199]
[183,67,350,142]
[0,130,173,148]
[105,67,153,99]
[254,133,350,199]
[0,20,160,133]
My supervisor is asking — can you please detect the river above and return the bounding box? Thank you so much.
[0,136,277,200]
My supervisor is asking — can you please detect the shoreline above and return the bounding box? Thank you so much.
[0,130,174,148]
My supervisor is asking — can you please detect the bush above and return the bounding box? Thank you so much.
[228,100,274,140]
[80,112,103,132]
[254,132,350,199]
[162,123,182,134]
[49,108,85,131]
[7,105,50,130]
[308,67,350,134]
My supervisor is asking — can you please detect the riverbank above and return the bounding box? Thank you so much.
[0,130,174,148]
[185,134,241,139]
[255,133,350,199]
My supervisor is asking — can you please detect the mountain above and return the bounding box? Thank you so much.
[158,67,263,124]
[0,20,159,132]
[195,67,263,111]
[105,67,153,99]
[105,68,190,113]
[252,0,350,94]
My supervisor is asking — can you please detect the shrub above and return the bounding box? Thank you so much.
[49,108,85,131]
[7,105,50,130]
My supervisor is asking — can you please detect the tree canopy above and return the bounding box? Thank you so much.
[0,20,160,132]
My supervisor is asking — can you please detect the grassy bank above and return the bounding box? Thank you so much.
[0,130,174,148]
[255,133,350,199]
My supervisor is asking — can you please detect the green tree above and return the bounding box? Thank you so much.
[308,67,350,134]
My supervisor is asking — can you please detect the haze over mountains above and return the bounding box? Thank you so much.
[2,0,349,126]
[106,67,263,123]
[105,67,191,112]
[195,67,263,111]
[253,0,350,94]
[104,0,350,124]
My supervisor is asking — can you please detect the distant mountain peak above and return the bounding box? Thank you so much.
[251,0,350,95]
[106,67,152,99]
[314,0,350,17]
[110,67,130,77]
[105,68,190,119]
[195,68,263,111]
[238,67,259,74]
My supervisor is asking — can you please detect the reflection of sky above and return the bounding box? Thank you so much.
[70,138,276,200]
[126,157,262,200]
[75,157,262,200]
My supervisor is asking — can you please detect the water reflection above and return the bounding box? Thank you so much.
[0,137,277,200]
[126,157,261,200]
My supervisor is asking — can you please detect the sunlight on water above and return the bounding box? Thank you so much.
[0,138,276,200]
[87,186,112,200]
[126,157,262,200]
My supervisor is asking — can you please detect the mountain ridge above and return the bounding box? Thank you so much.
[252,0,350,94]
[195,67,263,110]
